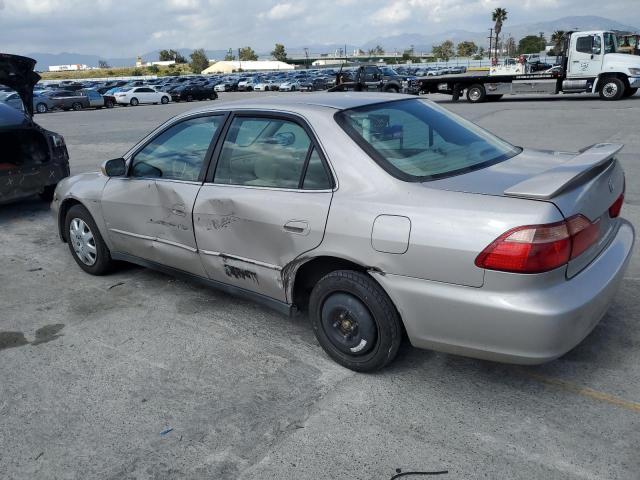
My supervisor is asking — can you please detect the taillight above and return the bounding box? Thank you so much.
[609,177,626,218]
[476,214,601,274]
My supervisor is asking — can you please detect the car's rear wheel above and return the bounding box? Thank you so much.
[72,102,83,111]
[599,78,625,100]
[309,270,403,372]
[130,97,139,106]
[36,102,48,113]
[466,84,486,103]
[161,96,169,104]
[209,93,217,100]
[65,205,113,275]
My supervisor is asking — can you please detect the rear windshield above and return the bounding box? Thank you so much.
[335,99,521,181]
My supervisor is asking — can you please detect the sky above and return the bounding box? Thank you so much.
[1,0,639,56]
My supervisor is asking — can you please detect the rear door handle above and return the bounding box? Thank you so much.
[171,204,186,216]
[283,220,309,235]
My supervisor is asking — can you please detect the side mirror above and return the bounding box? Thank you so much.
[592,46,601,55]
[101,158,127,177]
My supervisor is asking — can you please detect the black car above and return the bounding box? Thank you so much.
[170,84,218,102]
[0,53,70,204]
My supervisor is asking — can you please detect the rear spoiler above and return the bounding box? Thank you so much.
[504,143,623,200]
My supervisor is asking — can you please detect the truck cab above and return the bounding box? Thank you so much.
[564,31,640,99]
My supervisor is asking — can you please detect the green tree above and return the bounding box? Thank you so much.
[492,7,508,60]
[159,49,186,63]
[550,30,566,56]
[368,45,385,55]
[147,64,160,74]
[271,43,287,62]
[98,59,110,69]
[457,41,478,57]
[224,48,236,61]
[238,46,258,61]
[189,48,209,73]
[517,35,546,54]
[432,40,455,61]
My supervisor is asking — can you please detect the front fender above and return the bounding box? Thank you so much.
[52,173,111,247]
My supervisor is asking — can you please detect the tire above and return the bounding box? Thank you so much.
[623,87,638,98]
[161,96,169,104]
[487,94,503,102]
[130,97,139,106]
[39,184,56,201]
[466,84,486,103]
[36,102,48,114]
[386,86,400,93]
[64,205,113,276]
[209,93,217,100]
[105,100,114,108]
[72,102,83,111]
[309,270,403,372]
[599,78,625,101]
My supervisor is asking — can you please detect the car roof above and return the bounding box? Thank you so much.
[186,92,415,115]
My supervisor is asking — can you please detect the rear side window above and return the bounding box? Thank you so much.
[130,116,223,181]
[335,99,520,182]
[214,117,315,189]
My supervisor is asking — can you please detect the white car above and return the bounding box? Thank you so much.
[114,87,170,106]
[253,81,277,91]
[278,81,300,92]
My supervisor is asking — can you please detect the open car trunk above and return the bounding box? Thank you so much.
[428,144,626,278]
[0,53,40,116]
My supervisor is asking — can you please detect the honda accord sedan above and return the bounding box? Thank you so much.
[51,93,634,371]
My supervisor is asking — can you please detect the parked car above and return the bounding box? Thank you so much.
[31,91,58,113]
[170,84,218,102]
[114,87,170,106]
[80,89,115,109]
[278,81,300,91]
[46,90,90,111]
[0,91,24,110]
[52,93,633,372]
[0,53,70,204]
[214,82,233,92]
[253,80,278,91]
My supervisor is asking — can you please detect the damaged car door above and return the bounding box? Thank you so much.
[101,114,225,275]
[194,113,335,302]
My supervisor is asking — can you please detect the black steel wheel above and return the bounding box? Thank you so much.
[599,78,625,101]
[309,270,403,372]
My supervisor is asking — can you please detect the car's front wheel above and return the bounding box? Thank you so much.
[72,102,83,111]
[65,204,113,275]
[36,102,48,113]
[309,270,403,372]
[161,96,169,104]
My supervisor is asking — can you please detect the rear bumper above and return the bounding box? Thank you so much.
[374,220,635,364]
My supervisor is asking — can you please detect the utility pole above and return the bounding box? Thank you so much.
[238,48,241,72]
[304,47,309,69]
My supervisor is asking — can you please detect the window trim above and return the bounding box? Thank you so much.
[204,110,335,191]
[334,98,521,183]
[125,112,230,183]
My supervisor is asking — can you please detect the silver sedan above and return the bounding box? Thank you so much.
[51,93,634,371]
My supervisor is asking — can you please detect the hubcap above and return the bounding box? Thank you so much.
[69,218,97,266]
[321,293,377,356]
[469,88,481,101]
[604,83,618,97]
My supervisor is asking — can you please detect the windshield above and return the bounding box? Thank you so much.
[335,99,521,182]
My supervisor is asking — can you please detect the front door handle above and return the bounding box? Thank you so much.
[171,204,186,216]
[283,220,309,235]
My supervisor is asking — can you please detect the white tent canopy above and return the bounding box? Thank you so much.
[202,60,295,74]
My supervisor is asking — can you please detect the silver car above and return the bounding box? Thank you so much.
[51,93,634,371]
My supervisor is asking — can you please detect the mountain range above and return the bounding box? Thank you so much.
[26,15,638,69]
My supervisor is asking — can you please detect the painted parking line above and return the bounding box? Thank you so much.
[524,371,640,413]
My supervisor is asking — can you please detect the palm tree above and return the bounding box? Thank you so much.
[551,30,566,55]
[492,7,508,60]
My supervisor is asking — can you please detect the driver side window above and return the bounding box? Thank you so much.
[130,116,222,181]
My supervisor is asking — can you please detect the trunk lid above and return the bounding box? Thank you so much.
[0,53,40,117]
[427,144,626,278]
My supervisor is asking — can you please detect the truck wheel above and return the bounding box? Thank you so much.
[623,87,638,98]
[466,84,486,103]
[72,102,83,111]
[309,270,403,372]
[487,95,503,102]
[599,78,625,100]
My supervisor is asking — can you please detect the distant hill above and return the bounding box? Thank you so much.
[26,15,639,69]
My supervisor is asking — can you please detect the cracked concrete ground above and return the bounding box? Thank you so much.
[1,91,639,480]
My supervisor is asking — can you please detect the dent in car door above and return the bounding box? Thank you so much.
[194,114,334,302]
[102,114,226,275]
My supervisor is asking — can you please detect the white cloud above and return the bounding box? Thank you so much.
[259,2,305,21]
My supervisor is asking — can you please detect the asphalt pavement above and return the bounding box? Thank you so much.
[1,91,639,480]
